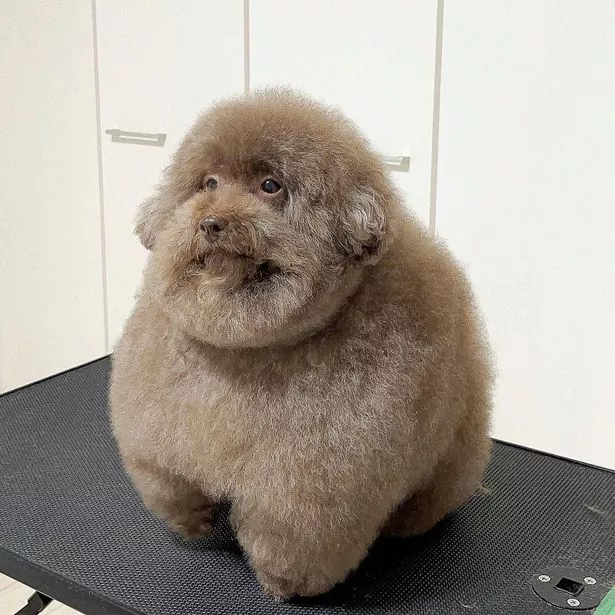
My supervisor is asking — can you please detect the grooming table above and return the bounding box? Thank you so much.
[1,358,614,615]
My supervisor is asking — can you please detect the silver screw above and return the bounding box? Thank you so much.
[567,598,580,607]
[584,577,596,585]
[538,575,551,582]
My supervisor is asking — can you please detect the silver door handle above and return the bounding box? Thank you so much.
[381,155,410,172]
[105,129,166,147]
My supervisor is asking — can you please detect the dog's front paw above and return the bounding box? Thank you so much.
[166,503,215,540]
[233,499,372,599]
[252,561,338,599]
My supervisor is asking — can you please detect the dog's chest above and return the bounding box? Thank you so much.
[148,337,411,497]
[159,353,343,486]
[148,360,265,479]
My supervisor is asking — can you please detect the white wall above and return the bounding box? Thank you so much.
[436,0,615,469]
[0,0,106,392]
[1,1,613,470]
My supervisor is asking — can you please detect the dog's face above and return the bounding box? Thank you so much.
[137,90,399,348]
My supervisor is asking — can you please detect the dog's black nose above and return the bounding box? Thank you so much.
[199,216,229,236]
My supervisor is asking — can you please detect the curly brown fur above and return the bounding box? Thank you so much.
[110,89,493,599]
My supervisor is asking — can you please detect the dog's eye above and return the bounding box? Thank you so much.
[204,177,218,191]
[261,178,282,194]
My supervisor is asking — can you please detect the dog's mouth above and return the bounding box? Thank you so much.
[245,260,283,291]
[190,248,284,291]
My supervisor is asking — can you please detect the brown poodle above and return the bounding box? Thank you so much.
[109,89,493,599]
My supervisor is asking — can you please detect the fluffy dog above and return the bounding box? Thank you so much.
[110,89,493,599]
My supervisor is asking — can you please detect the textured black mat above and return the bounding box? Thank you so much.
[1,358,614,615]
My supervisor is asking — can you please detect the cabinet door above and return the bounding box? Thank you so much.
[0,1,106,392]
[250,0,439,226]
[96,0,245,345]
[436,1,615,468]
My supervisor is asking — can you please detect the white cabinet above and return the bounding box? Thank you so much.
[436,1,615,468]
[0,0,106,392]
[3,2,613,469]
[250,0,439,226]
[96,0,245,345]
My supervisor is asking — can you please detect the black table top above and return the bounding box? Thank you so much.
[1,357,614,614]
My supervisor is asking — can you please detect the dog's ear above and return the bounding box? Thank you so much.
[134,162,192,250]
[336,188,389,263]
[134,191,168,250]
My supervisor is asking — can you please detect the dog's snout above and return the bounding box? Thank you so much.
[199,216,229,237]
